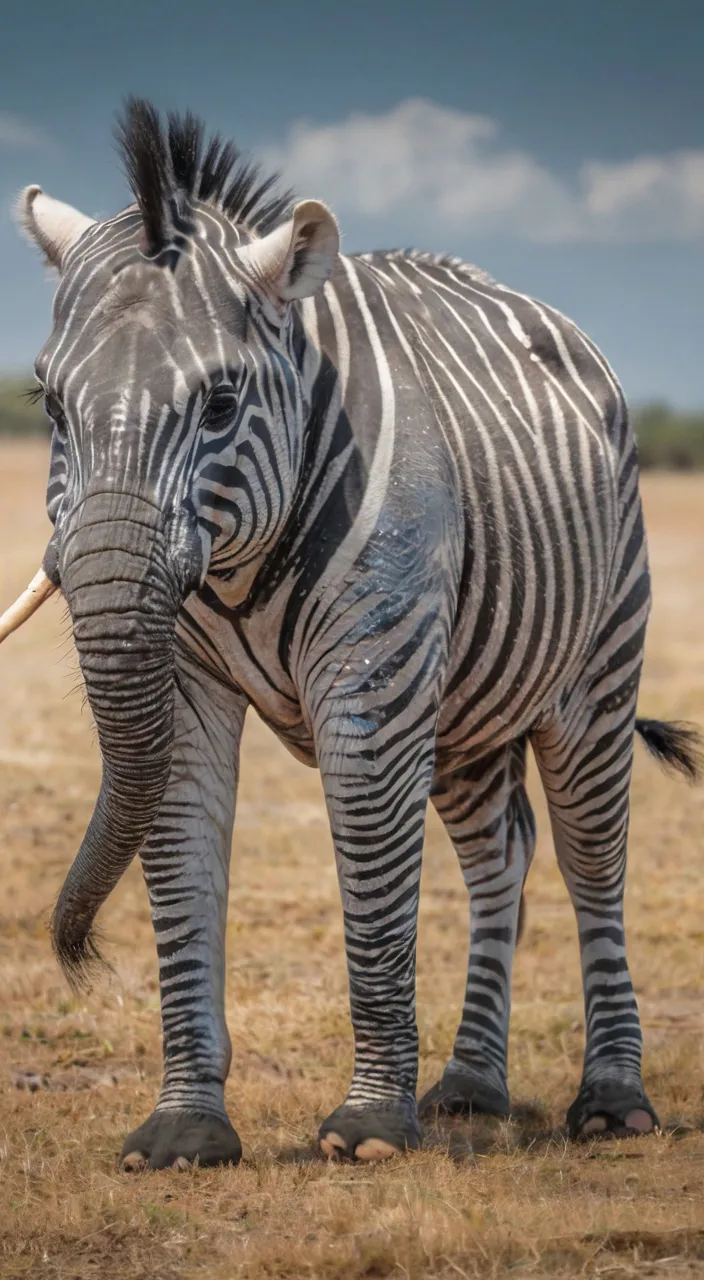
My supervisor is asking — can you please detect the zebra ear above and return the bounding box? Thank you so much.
[14,186,96,270]
[240,200,339,304]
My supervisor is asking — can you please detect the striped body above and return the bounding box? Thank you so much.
[180,247,638,767]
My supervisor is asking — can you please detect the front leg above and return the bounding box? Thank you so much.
[313,658,441,1162]
[121,650,247,1171]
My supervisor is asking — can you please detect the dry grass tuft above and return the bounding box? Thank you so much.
[0,443,703,1277]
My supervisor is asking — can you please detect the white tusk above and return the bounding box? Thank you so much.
[0,568,59,644]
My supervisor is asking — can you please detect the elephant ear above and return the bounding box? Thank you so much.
[238,200,340,304]
[15,185,95,270]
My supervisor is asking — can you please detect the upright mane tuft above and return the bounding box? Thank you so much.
[115,96,293,254]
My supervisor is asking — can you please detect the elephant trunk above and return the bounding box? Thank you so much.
[51,489,190,986]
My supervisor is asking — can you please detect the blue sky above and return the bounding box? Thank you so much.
[1,0,702,407]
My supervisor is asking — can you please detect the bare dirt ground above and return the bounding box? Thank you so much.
[0,439,702,1279]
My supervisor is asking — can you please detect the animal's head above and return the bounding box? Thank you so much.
[21,100,339,599]
[0,99,339,982]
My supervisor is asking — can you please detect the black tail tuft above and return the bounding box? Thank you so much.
[50,898,110,994]
[635,718,704,783]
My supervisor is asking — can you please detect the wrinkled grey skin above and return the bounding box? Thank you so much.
[52,488,192,969]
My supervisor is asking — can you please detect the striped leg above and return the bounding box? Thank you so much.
[315,698,439,1161]
[419,741,535,1118]
[120,652,247,1171]
[534,694,659,1138]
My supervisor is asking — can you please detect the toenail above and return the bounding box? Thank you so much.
[121,1151,147,1172]
[355,1138,401,1162]
[624,1109,653,1133]
[581,1115,608,1136]
[172,1155,192,1171]
[320,1131,347,1159]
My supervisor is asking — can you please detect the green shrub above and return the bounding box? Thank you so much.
[632,402,704,470]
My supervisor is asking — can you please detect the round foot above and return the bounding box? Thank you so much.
[318,1102,421,1162]
[567,1082,659,1140]
[120,1109,242,1171]
[418,1070,510,1119]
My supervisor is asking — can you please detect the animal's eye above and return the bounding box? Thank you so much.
[25,383,65,431]
[45,393,65,424]
[201,387,237,432]
[40,392,68,440]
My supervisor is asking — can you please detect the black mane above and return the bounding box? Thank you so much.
[115,97,293,253]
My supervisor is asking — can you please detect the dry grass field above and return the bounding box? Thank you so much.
[0,439,702,1279]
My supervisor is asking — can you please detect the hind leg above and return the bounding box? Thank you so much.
[534,690,659,1139]
[419,740,535,1118]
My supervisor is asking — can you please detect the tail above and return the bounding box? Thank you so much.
[517,891,526,944]
[635,718,703,783]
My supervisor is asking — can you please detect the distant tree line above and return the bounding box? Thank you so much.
[1,375,703,469]
[631,402,704,470]
[0,377,51,437]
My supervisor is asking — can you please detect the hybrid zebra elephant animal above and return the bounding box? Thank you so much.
[2,99,700,1171]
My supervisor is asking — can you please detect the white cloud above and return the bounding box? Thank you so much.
[0,111,49,151]
[580,152,704,240]
[264,99,704,244]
